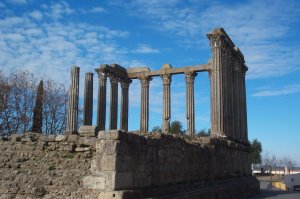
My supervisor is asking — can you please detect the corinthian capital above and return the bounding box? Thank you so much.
[185,72,197,83]
[139,76,152,87]
[121,79,132,88]
[98,72,107,81]
[161,74,172,85]
[109,75,118,84]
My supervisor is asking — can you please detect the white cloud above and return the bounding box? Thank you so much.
[29,10,43,20]
[111,0,300,79]
[90,7,105,13]
[0,2,132,85]
[134,44,160,54]
[252,84,300,97]
[43,1,75,20]
[6,0,27,5]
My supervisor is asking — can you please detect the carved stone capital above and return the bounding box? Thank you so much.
[208,35,224,49]
[98,72,107,81]
[185,72,197,83]
[139,76,152,87]
[121,79,132,88]
[161,74,172,85]
[109,75,118,84]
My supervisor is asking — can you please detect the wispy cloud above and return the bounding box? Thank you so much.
[29,10,43,20]
[111,0,300,79]
[6,0,27,5]
[90,6,105,13]
[134,44,160,54]
[252,84,300,97]
[0,1,131,84]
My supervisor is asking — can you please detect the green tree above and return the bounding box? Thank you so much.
[170,120,184,134]
[151,126,162,133]
[32,80,44,133]
[250,139,262,164]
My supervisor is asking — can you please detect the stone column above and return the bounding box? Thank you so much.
[185,72,196,136]
[140,76,152,132]
[231,56,238,140]
[109,76,118,130]
[79,72,99,137]
[65,66,80,135]
[208,32,225,137]
[240,66,248,142]
[82,73,93,125]
[97,72,107,131]
[240,64,248,142]
[207,28,234,138]
[120,80,131,131]
[161,74,171,134]
[235,62,242,141]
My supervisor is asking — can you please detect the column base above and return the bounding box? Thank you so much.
[78,125,98,137]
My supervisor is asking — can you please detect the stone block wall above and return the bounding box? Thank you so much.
[83,130,258,198]
[0,131,259,199]
[0,133,97,199]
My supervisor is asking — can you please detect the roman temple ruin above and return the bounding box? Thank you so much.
[68,28,248,142]
[0,28,259,199]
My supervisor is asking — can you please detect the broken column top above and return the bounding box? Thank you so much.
[206,27,235,49]
[95,64,129,81]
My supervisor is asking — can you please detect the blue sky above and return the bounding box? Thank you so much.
[1,0,300,165]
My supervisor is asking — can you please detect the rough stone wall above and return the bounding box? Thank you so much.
[0,133,97,199]
[83,130,257,198]
[0,131,258,199]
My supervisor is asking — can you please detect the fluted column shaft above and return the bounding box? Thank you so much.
[97,73,107,130]
[185,72,196,136]
[241,70,248,142]
[210,41,225,136]
[82,73,93,125]
[140,76,152,132]
[120,81,130,131]
[229,55,235,138]
[66,66,80,134]
[161,74,171,134]
[109,76,118,130]
[236,67,242,141]
[231,59,238,139]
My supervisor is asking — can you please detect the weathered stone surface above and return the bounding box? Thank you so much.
[0,133,95,199]
[82,175,106,190]
[55,135,66,142]
[83,131,258,198]
[78,125,98,137]
[75,147,90,152]
[78,137,98,147]
[67,134,79,142]
[98,190,143,199]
